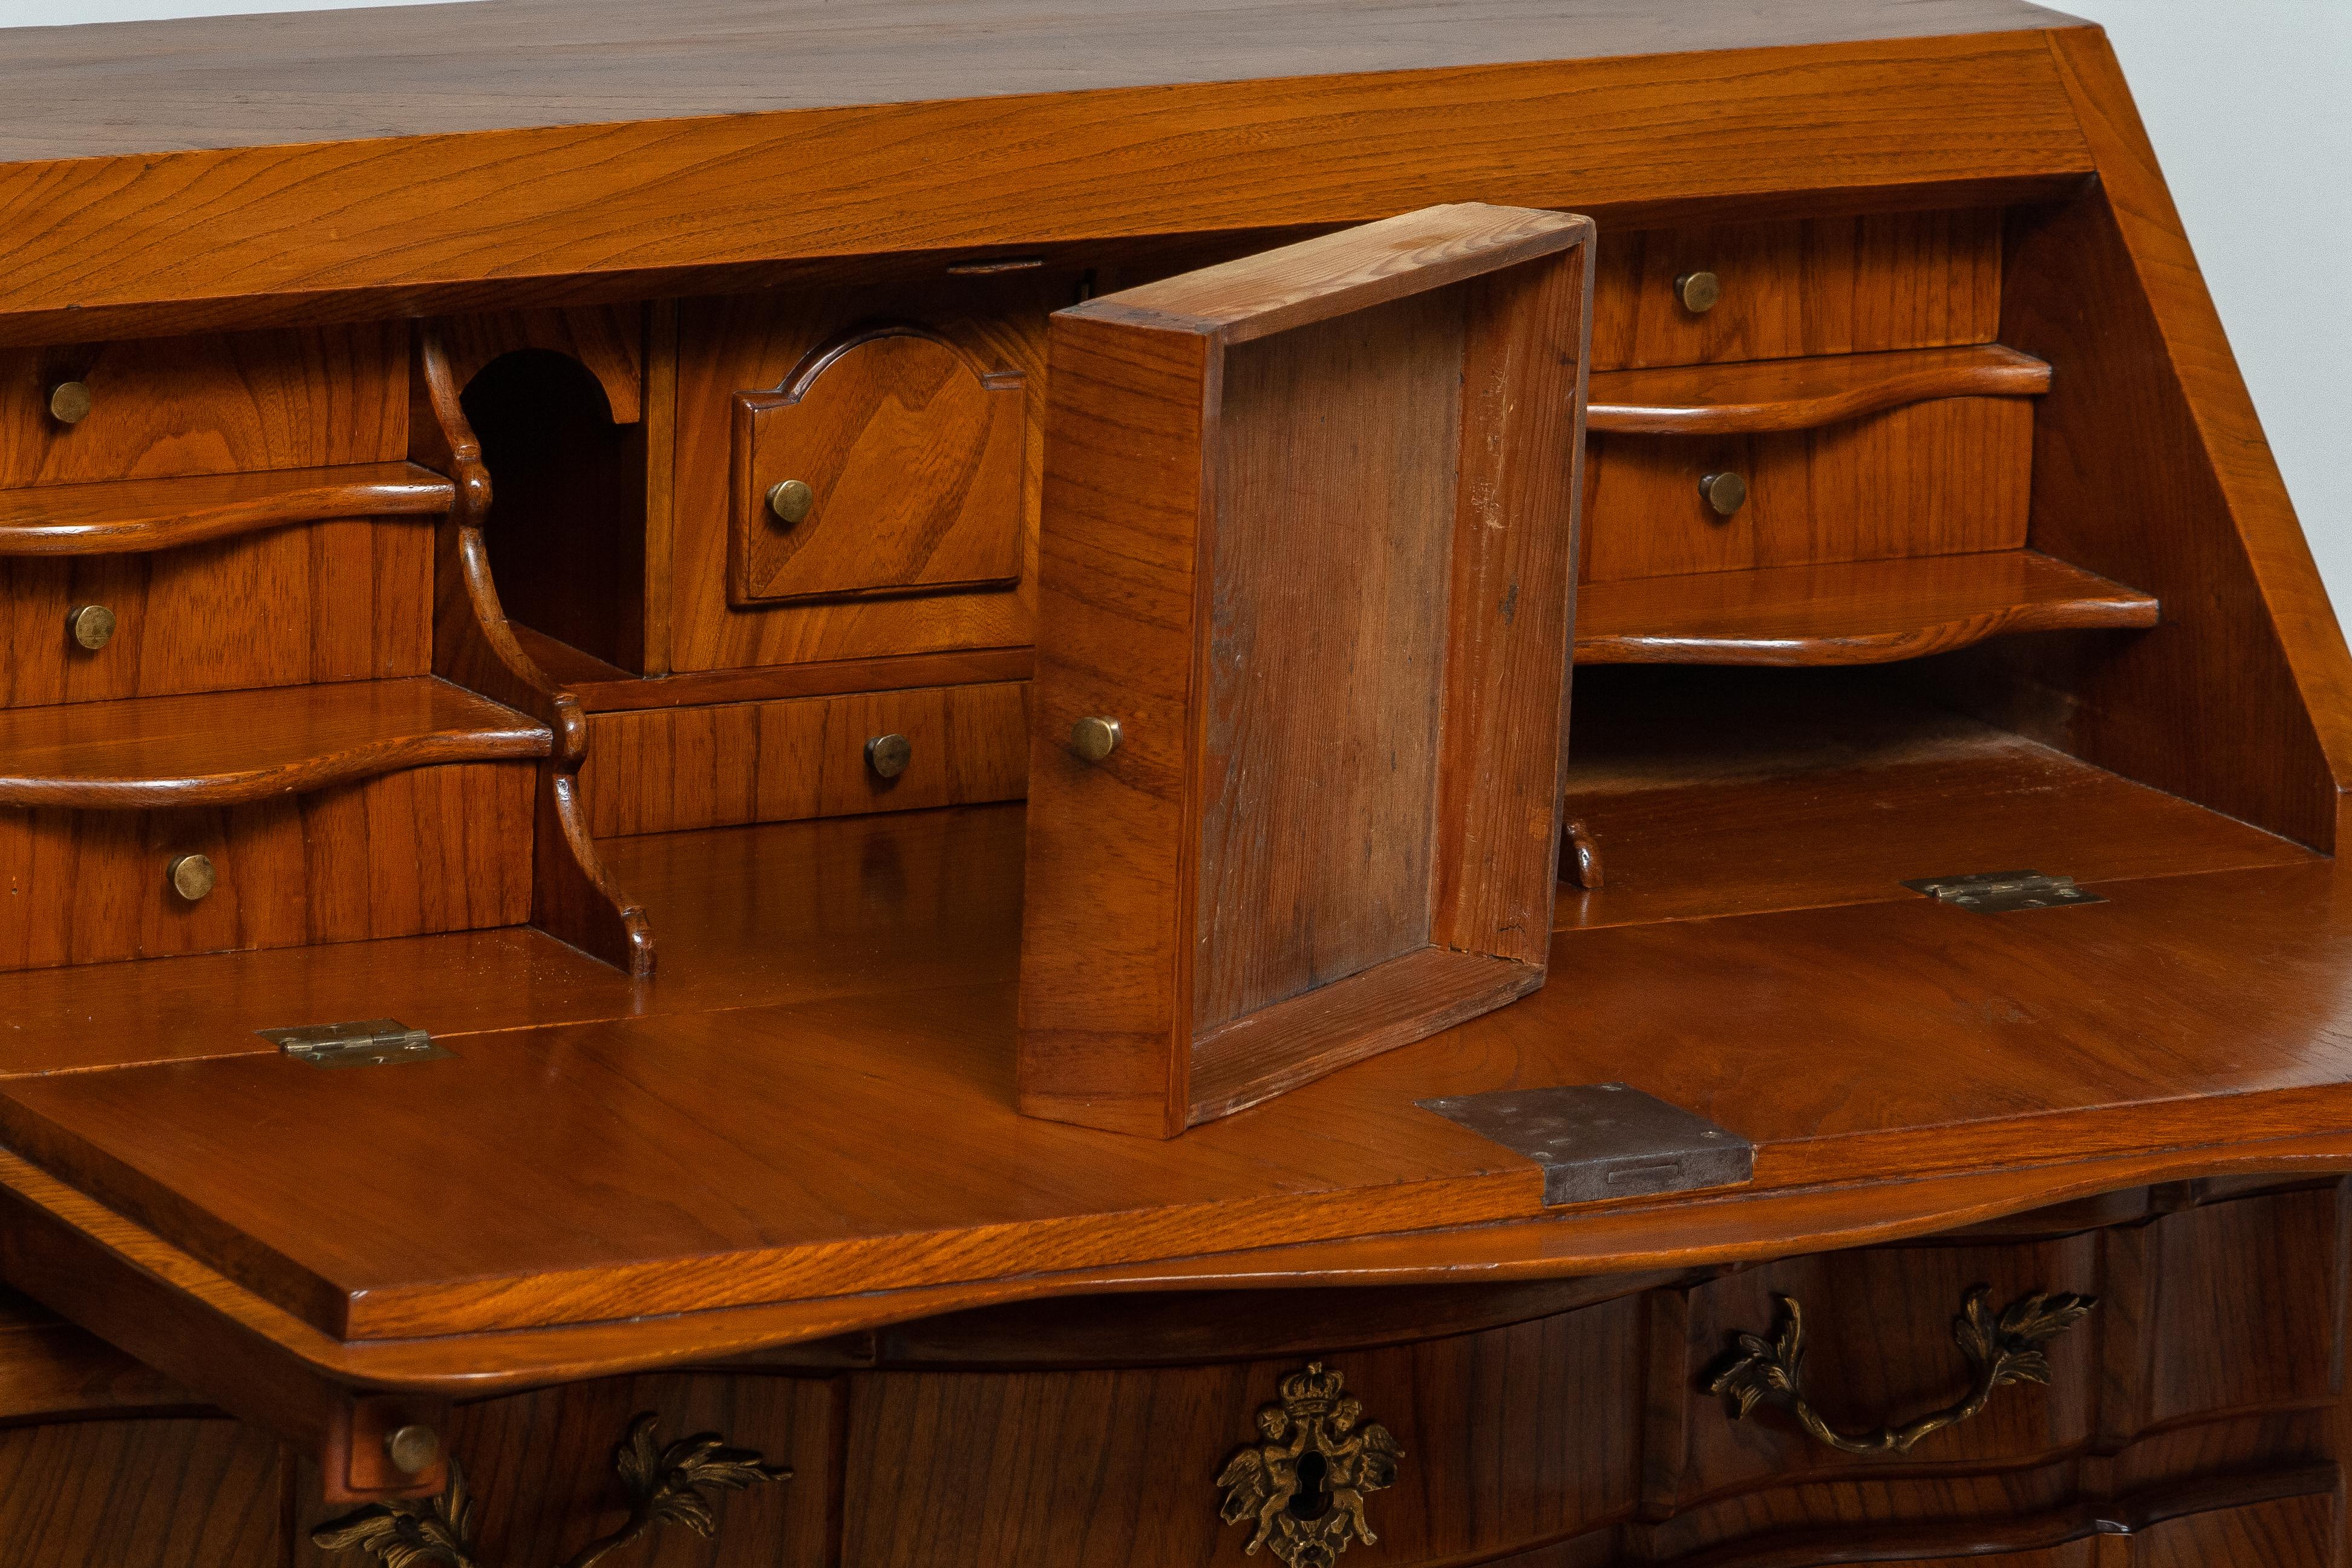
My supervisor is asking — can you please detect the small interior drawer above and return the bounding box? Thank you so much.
[1590,207,2003,372]
[580,681,1030,838]
[0,324,407,488]
[0,517,432,707]
[1579,395,2033,582]
[0,761,534,972]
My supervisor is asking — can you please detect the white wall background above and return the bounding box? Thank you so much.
[0,0,2344,609]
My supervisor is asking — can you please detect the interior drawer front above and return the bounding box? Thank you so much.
[0,324,407,487]
[0,761,534,972]
[841,1298,1643,1568]
[0,518,432,708]
[1590,208,2002,371]
[1673,1234,2100,1503]
[580,680,1030,837]
[1579,396,2032,583]
[672,278,1060,673]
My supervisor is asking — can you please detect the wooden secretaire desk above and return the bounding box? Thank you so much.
[2,2,2350,1564]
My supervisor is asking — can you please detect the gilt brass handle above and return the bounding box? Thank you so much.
[313,1413,788,1568]
[1710,1287,2095,1455]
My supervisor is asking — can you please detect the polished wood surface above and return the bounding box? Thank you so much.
[0,760,536,972]
[0,25,2087,344]
[0,677,546,808]
[671,273,1060,671]
[1587,344,2048,435]
[1,514,433,706]
[0,462,450,554]
[0,324,405,482]
[1021,204,1588,1135]
[580,680,1030,837]
[1589,207,2005,372]
[1581,397,2033,583]
[1575,550,2157,666]
[1,8,2347,1564]
[732,327,1026,604]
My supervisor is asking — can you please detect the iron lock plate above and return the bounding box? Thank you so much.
[1901,870,2106,913]
[1417,1083,1754,1207]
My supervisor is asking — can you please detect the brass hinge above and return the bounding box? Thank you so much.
[258,1019,452,1070]
[1901,870,2105,914]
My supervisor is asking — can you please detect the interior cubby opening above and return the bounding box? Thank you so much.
[462,347,648,676]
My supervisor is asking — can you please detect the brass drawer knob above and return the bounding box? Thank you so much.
[866,733,912,779]
[766,477,816,524]
[47,380,93,425]
[1699,471,1747,517]
[1711,1286,2096,1455]
[1070,715,1121,763]
[1218,1362,1403,1567]
[384,1424,441,1476]
[1675,269,1722,313]
[168,854,217,903]
[66,603,117,650]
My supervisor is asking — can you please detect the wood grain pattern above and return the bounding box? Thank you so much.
[0,461,449,554]
[1590,207,2006,371]
[0,30,2088,344]
[1925,28,2352,854]
[22,835,2352,1345]
[1575,550,2157,667]
[1581,396,2034,583]
[1195,287,1459,1030]
[0,678,549,809]
[569,645,1033,713]
[0,1284,191,1420]
[580,682,1030,838]
[733,327,1025,603]
[0,324,405,484]
[1021,204,1587,1135]
[1558,667,2307,930]
[840,1296,1642,1568]
[1,515,433,706]
[0,760,537,972]
[0,1416,285,1568]
[1587,344,2048,434]
[672,272,1063,671]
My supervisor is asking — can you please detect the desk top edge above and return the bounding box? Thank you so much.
[0,0,2094,167]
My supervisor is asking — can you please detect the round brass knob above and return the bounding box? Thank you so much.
[1071,716,1121,763]
[166,854,217,903]
[384,1424,441,1476]
[766,478,815,525]
[1675,270,1722,313]
[47,381,93,425]
[1699,471,1748,517]
[65,604,116,650]
[866,733,912,780]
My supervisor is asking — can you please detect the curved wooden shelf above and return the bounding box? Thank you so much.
[0,677,549,808]
[1576,550,2158,666]
[1587,344,2050,434]
[0,462,453,555]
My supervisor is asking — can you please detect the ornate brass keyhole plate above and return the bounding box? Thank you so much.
[1217,1362,1403,1567]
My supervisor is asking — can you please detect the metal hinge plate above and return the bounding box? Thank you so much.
[258,1018,452,1070]
[1417,1083,1754,1207]
[1901,869,2106,914]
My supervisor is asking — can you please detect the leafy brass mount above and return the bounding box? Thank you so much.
[1217,1361,1405,1568]
[312,1413,788,1568]
[1711,1286,2097,1455]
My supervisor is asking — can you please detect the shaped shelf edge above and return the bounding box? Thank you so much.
[1576,550,2159,667]
[0,462,453,555]
[1587,344,2051,436]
